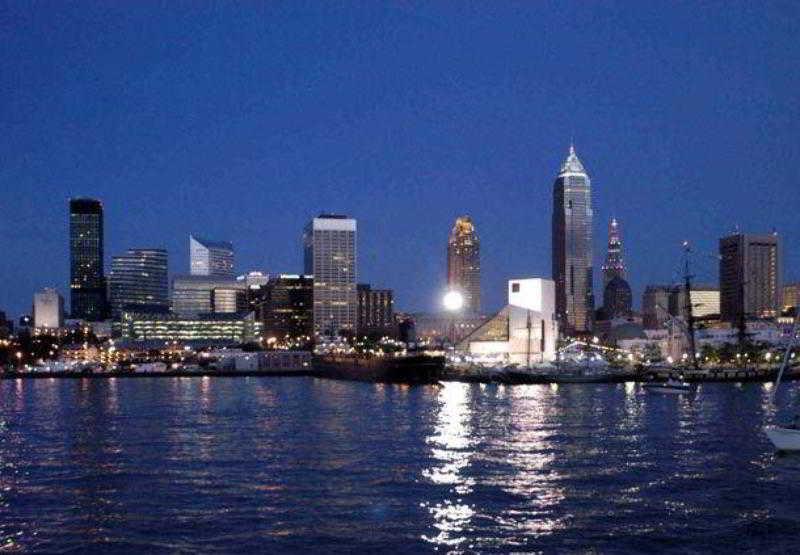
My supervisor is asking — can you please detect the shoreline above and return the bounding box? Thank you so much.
[1,367,796,385]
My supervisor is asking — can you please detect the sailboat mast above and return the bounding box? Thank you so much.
[526,309,532,368]
[683,243,699,371]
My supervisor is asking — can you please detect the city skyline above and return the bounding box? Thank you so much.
[1,3,799,318]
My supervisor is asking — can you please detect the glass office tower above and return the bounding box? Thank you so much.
[69,198,107,320]
[108,249,169,317]
[303,214,357,336]
[551,145,594,335]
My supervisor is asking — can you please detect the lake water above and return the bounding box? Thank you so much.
[2,377,800,553]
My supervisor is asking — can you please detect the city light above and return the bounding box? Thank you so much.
[442,290,464,312]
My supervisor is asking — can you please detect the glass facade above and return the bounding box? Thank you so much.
[551,146,594,335]
[189,235,234,278]
[303,215,357,335]
[357,283,394,337]
[719,233,782,321]
[108,249,169,317]
[256,274,313,340]
[447,216,481,313]
[69,198,107,320]
[119,310,262,343]
[171,275,245,316]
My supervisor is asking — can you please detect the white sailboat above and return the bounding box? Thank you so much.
[764,317,800,451]
[644,377,692,395]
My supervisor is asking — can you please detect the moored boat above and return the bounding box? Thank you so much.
[644,377,692,394]
[313,354,444,384]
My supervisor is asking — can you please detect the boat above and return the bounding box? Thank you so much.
[765,425,800,451]
[643,377,692,394]
[764,316,800,451]
[313,353,445,384]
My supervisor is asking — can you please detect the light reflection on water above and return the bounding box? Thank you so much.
[421,382,476,547]
[3,378,800,552]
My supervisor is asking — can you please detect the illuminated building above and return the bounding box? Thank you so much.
[108,249,169,317]
[784,283,800,311]
[457,278,558,364]
[642,285,672,329]
[719,233,782,322]
[255,274,313,340]
[119,310,262,343]
[69,198,107,320]
[171,275,246,316]
[33,288,64,329]
[601,218,626,288]
[303,214,357,335]
[189,235,234,278]
[447,216,481,313]
[669,284,720,320]
[357,284,394,337]
[552,144,594,335]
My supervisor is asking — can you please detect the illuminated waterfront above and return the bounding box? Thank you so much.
[2,378,800,552]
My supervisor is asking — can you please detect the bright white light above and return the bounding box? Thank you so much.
[443,290,464,312]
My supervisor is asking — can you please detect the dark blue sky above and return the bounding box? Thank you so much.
[1,2,798,317]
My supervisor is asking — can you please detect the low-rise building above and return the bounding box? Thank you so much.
[119,310,262,344]
[456,278,558,365]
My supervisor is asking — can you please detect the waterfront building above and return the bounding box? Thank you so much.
[69,198,107,320]
[457,278,558,365]
[357,284,394,337]
[784,283,800,311]
[33,288,64,330]
[119,310,262,343]
[669,284,720,320]
[447,216,481,313]
[189,235,234,278]
[642,285,672,329]
[255,274,313,340]
[603,276,633,319]
[411,312,486,344]
[303,214,357,335]
[171,275,246,316]
[719,233,782,322]
[552,144,594,335]
[108,249,169,317]
[601,218,626,288]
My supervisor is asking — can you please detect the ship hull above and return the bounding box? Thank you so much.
[312,355,444,384]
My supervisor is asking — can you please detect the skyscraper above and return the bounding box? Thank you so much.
[189,235,234,278]
[256,274,314,340]
[69,198,107,320]
[719,232,782,322]
[446,216,481,313]
[304,214,357,335]
[552,144,594,335]
[108,249,169,317]
[601,217,626,287]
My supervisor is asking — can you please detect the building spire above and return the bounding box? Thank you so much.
[559,142,586,176]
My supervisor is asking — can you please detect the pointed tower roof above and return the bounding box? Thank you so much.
[559,143,587,176]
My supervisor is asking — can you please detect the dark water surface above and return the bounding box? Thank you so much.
[2,377,800,553]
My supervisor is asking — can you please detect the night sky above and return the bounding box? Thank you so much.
[1,2,798,318]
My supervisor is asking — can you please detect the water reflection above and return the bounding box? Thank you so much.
[421,382,476,547]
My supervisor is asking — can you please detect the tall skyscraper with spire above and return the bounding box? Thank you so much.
[447,216,481,313]
[602,217,626,287]
[551,144,594,335]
